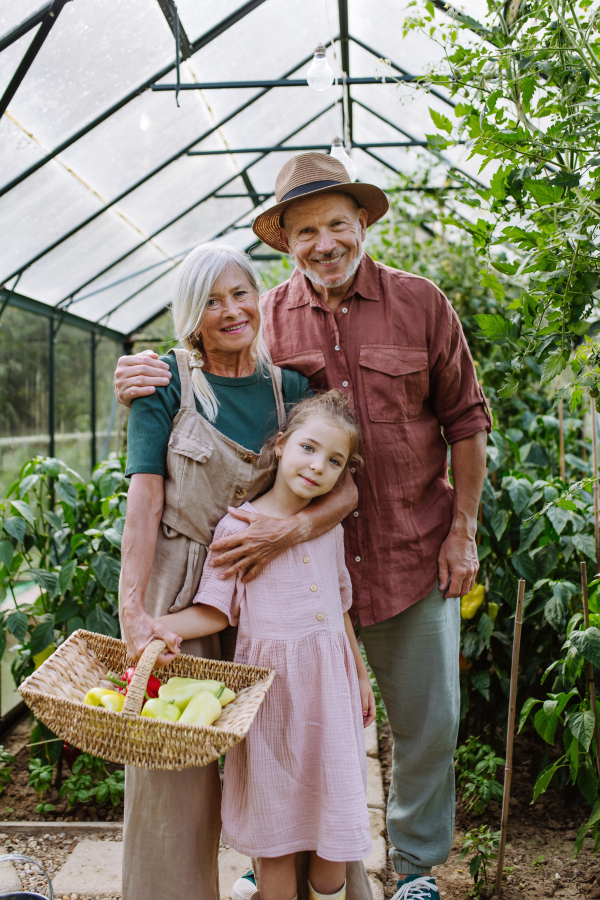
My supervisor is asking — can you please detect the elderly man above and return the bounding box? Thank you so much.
[114,153,490,900]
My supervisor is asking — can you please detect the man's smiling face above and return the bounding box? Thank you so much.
[278,192,368,291]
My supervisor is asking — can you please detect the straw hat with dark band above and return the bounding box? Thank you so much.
[252,152,389,253]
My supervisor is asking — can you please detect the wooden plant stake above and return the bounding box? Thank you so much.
[558,397,565,483]
[581,560,600,778]
[592,401,600,571]
[495,578,526,897]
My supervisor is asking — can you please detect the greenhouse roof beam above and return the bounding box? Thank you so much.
[338,0,353,141]
[3,48,335,285]
[350,35,456,109]
[0,0,69,118]
[187,141,435,155]
[155,0,193,60]
[0,289,126,341]
[0,0,54,52]
[55,102,336,307]
[0,0,270,198]
[151,76,406,90]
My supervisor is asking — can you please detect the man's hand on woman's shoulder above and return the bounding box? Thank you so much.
[114,349,172,408]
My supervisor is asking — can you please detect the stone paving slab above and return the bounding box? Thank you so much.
[366,757,385,810]
[369,875,384,900]
[364,721,378,758]
[364,809,387,880]
[53,841,122,898]
[0,852,22,893]
[219,847,251,900]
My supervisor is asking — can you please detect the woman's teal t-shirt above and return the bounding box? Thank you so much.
[126,354,313,476]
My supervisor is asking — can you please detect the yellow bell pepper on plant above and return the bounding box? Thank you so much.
[460,583,485,620]
[488,602,499,621]
[179,690,222,727]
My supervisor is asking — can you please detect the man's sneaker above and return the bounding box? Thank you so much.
[392,875,439,900]
[231,870,257,900]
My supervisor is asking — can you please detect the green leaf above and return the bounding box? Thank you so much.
[430,108,453,134]
[470,855,482,879]
[85,606,118,638]
[577,761,599,806]
[524,178,564,205]
[534,707,559,744]
[103,528,122,550]
[533,543,559,578]
[519,697,542,732]
[19,474,39,498]
[0,629,6,661]
[472,670,491,700]
[490,509,508,541]
[54,597,80,624]
[3,517,26,543]
[544,596,565,631]
[29,569,60,599]
[0,542,13,571]
[569,710,596,751]
[478,613,494,648]
[489,167,507,200]
[570,627,600,668]
[533,759,561,801]
[56,476,77,508]
[475,313,519,342]
[58,560,77,595]
[481,270,505,302]
[6,610,28,642]
[30,620,55,656]
[10,500,35,527]
[91,552,121,594]
[512,552,537,583]
[540,351,568,386]
[572,533,597,560]
[508,479,532,514]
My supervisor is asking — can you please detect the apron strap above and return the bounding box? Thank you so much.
[270,365,287,429]
[170,348,196,411]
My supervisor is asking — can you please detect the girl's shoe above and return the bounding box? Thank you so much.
[231,870,257,900]
[392,875,439,900]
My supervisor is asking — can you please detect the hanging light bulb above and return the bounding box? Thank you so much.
[330,136,357,182]
[307,44,334,91]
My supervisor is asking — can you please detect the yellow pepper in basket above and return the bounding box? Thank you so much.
[179,690,222,727]
[100,691,125,712]
[158,677,235,711]
[141,699,181,722]
[460,583,485,619]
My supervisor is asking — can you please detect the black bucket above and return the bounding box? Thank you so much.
[0,854,54,900]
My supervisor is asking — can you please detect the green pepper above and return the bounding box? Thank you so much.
[488,601,499,621]
[179,690,222,727]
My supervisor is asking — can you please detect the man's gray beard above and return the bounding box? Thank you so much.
[296,249,363,290]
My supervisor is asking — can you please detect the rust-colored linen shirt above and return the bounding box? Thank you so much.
[261,253,491,626]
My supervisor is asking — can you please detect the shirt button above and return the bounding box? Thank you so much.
[303,556,310,563]
[353,511,359,517]
[235,488,247,499]
[350,467,356,474]
[335,345,340,351]
[342,307,348,313]
[310,584,318,592]
[316,614,324,621]
[355,556,361,563]
[342,381,348,387]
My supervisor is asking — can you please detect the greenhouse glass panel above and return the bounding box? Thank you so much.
[4,0,174,150]
[107,267,179,335]
[58,85,218,202]
[0,163,105,284]
[176,0,261,44]
[94,338,123,465]
[53,322,92,478]
[17,210,149,307]
[156,189,254,257]
[116,150,240,237]
[0,305,49,497]
[0,117,48,190]
[0,30,37,97]
[0,1,49,36]
[219,86,334,150]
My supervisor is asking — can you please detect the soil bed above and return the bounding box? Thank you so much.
[379,724,600,900]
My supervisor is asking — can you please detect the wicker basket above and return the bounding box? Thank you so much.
[18,630,275,770]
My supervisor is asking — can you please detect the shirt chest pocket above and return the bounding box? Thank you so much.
[272,350,327,391]
[168,430,214,465]
[360,346,428,423]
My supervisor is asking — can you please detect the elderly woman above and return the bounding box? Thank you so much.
[120,244,358,900]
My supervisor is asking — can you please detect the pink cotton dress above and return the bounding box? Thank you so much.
[193,503,372,862]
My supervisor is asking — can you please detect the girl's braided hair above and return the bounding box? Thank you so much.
[261,389,363,471]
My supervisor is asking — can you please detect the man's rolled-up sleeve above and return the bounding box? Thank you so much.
[429,292,492,444]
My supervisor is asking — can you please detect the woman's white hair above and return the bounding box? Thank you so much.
[171,243,272,422]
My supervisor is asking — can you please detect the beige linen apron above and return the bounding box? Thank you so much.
[122,349,372,900]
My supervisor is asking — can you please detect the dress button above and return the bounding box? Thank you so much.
[316,614,324,621]
[353,511,359,517]
[335,345,340,351]
[342,381,348,387]
[303,556,310,563]
[342,307,348,313]
[235,488,247,499]
[310,584,318,592]
[355,556,361,563]
[243,454,255,463]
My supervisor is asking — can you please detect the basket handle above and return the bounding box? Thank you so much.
[121,639,166,718]
[0,854,54,900]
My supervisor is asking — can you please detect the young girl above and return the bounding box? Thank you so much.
[157,390,375,900]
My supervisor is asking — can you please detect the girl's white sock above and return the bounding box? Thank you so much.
[308,880,346,900]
